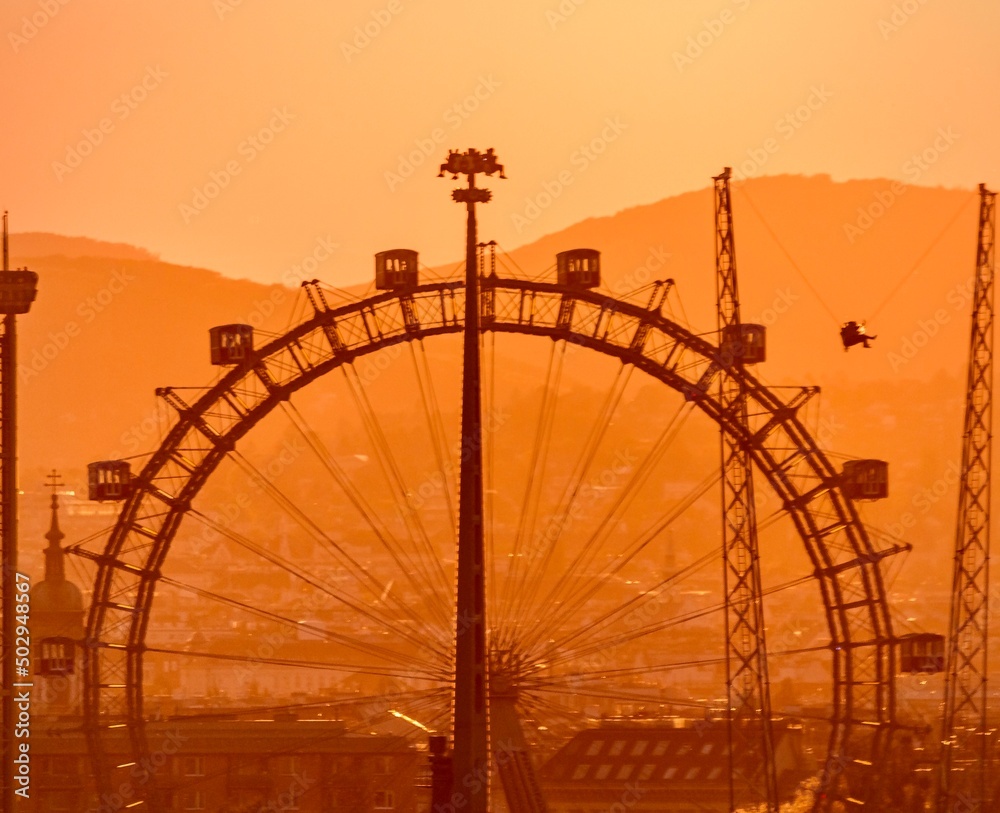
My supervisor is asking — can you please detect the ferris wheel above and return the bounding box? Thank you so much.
[77,177,903,813]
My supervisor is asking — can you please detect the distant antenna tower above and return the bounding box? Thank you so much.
[940,183,996,813]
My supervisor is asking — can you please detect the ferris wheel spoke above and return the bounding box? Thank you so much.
[157,574,446,675]
[158,686,450,726]
[328,688,452,743]
[524,644,830,689]
[520,686,719,726]
[485,330,498,633]
[278,399,453,630]
[531,546,718,664]
[144,646,446,682]
[542,574,816,669]
[521,458,715,659]
[527,658,727,686]
[509,694,594,743]
[340,363,454,610]
[501,362,634,650]
[181,508,451,660]
[222,448,453,637]
[410,340,457,533]
[517,400,696,655]
[528,683,716,711]
[495,339,565,648]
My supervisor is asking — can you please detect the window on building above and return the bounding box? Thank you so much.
[571,764,590,781]
[276,755,301,775]
[594,764,612,780]
[630,740,648,757]
[663,766,678,780]
[584,739,603,757]
[151,790,174,808]
[180,791,206,810]
[638,763,655,781]
[42,791,76,811]
[707,766,722,781]
[233,791,265,808]
[608,739,626,757]
[652,741,669,757]
[684,767,699,780]
[182,757,205,777]
[231,756,263,776]
[700,743,714,755]
[615,764,634,781]
[39,756,79,775]
[38,637,75,675]
[374,790,396,809]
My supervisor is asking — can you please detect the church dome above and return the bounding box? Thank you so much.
[31,578,84,614]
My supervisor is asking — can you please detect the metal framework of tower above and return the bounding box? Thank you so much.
[940,182,996,813]
[714,168,779,812]
[492,652,548,813]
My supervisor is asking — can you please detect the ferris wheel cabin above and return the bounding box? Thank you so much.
[897,632,945,674]
[209,324,254,366]
[840,459,889,500]
[556,249,600,289]
[0,269,39,314]
[87,460,133,501]
[721,323,767,365]
[375,249,419,290]
[38,636,76,676]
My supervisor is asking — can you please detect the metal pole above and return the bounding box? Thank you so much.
[2,310,16,813]
[453,167,489,813]
[0,214,35,812]
[442,148,503,813]
[1,207,15,812]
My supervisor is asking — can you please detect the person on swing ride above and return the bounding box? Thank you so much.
[840,320,877,351]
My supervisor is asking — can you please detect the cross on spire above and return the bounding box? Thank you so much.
[43,469,66,582]
[45,468,64,495]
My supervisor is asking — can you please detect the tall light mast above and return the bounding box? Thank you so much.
[940,182,996,813]
[440,148,504,813]
[713,169,778,812]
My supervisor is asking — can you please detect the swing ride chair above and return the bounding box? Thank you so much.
[840,321,877,351]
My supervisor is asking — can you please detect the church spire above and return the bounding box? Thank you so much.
[44,469,65,583]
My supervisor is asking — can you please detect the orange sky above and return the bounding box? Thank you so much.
[2,1,998,285]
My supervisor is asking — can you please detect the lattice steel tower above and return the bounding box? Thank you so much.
[714,168,779,812]
[940,182,996,813]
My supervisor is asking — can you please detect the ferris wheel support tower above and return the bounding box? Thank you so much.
[940,182,996,813]
[713,168,779,813]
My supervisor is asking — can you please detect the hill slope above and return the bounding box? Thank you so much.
[8,174,980,587]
